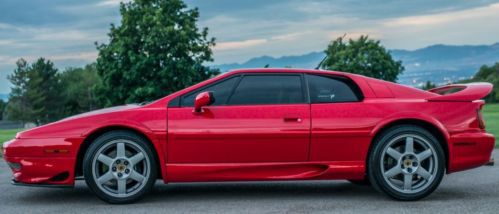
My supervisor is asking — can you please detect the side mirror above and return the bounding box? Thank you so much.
[194,91,215,113]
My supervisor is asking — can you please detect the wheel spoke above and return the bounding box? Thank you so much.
[116,143,126,158]
[97,154,113,166]
[417,149,433,161]
[384,166,402,178]
[130,152,145,165]
[387,147,402,160]
[403,174,413,190]
[405,137,414,153]
[97,172,114,185]
[117,179,127,194]
[129,171,145,182]
[417,167,432,180]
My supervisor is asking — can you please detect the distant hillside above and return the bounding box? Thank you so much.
[213,43,499,87]
[215,52,325,72]
[0,94,8,101]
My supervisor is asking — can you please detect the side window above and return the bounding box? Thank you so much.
[307,74,361,103]
[181,76,240,107]
[228,75,305,105]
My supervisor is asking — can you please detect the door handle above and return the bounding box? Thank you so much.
[283,117,302,123]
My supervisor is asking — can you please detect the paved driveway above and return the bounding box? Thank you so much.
[1,150,498,214]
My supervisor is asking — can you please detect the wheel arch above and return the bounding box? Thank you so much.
[75,125,163,179]
[368,118,450,170]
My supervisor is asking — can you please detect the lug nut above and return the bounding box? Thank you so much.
[124,161,129,165]
[407,168,413,173]
[118,173,123,177]
[413,162,418,167]
[116,160,121,164]
[125,169,130,173]
[112,167,117,171]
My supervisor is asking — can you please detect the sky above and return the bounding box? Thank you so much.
[1,0,499,93]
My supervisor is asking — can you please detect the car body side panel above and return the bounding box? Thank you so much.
[309,99,446,164]
[166,104,311,163]
[310,98,493,174]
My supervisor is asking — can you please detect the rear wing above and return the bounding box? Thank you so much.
[426,82,493,102]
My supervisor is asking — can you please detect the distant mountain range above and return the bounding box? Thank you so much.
[214,43,499,87]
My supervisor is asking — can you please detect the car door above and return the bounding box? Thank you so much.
[306,74,371,162]
[167,73,311,163]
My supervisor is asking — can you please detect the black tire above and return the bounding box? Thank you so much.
[367,125,445,201]
[83,130,158,204]
[348,178,371,186]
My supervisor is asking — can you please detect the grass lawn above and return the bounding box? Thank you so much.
[0,128,23,145]
[0,128,23,156]
[483,103,499,146]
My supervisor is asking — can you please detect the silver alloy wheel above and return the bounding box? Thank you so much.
[91,139,151,198]
[380,134,438,194]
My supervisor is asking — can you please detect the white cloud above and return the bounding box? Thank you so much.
[0,40,16,46]
[384,3,499,27]
[96,0,131,7]
[271,32,304,41]
[48,51,98,62]
[214,39,268,51]
[32,29,104,42]
[0,51,97,66]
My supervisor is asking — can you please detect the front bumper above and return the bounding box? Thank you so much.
[448,131,495,173]
[3,137,82,186]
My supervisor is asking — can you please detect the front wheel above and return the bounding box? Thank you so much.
[368,125,445,201]
[83,131,157,204]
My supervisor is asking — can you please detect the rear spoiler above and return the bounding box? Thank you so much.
[426,82,493,101]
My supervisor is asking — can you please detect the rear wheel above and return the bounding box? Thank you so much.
[368,125,445,201]
[83,131,157,204]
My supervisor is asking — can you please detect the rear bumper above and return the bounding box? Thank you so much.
[448,132,495,173]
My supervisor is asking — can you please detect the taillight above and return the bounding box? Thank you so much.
[477,108,486,129]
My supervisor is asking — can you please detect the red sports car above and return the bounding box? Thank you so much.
[3,69,495,203]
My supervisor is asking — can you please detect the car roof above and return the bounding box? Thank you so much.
[225,68,435,99]
[226,68,356,77]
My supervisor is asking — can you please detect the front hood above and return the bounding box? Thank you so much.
[17,104,142,139]
[60,104,141,121]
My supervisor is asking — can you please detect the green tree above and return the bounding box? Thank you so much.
[461,63,499,102]
[5,59,35,124]
[60,63,102,116]
[321,35,404,82]
[0,99,6,120]
[421,81,436,90]
[29,58,62,124]
[96,0,218,106]
[6,58,62,125]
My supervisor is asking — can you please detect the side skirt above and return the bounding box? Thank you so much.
[163,161,365,183]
